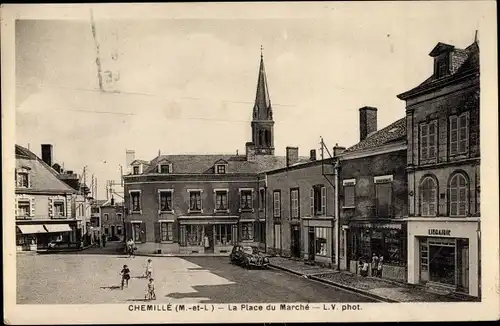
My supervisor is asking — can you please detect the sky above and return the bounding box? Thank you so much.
[13,2,486,199]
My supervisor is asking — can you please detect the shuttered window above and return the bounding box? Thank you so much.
[290,189,299,219]
[420,120,438,161]
[273,191,281,218]
[449,173,468,216]
[450,112,469,155]
[421,177,437,216]
[344,185,355,208]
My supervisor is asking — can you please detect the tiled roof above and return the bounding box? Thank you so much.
[15,145,76,193]
[398,41,479,100]
[131,159,150,165]
[140,154,310,175]
[343,117,407,153]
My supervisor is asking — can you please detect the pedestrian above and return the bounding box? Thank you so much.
[203,234,210,251]
[371,253,379,277]
[120,264,131,290]
[102,234,107,248]
[126,238,135,257]
[360,257,369,277]
[145,259,153,279]
[145,278,156,300]
[377,255,384,278]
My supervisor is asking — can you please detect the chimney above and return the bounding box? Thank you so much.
[52,163,61,173]
[333,143,346,157]
[126,150,135,167]
[66,170,74,174]
[245,142,256,162]
[286,147,299,167]
[310,149,317,161]
[359,107,377,141]
[41,144,53,166]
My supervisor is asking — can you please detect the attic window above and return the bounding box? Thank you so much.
[133,166,140,175]
[435,54,450,78]
[216,164,227,174]
[16,168,31,188]
[158,164,171,174]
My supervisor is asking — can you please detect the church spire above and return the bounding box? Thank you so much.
[254,46,272,120]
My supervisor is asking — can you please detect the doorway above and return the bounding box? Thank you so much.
[204,225,214,253]
[291,226,301,258]
[308,228,315,261]
[111,226,116,238]
[429,244,456,286]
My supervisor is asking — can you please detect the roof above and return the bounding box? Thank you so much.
[15,145,76,193]
[136,153,310,175]
[131,159,150,165]
[92,199,108,207]
[398,40,479,100]
[343,117,407,154]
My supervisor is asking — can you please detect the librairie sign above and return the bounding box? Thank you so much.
[428,228,451,236]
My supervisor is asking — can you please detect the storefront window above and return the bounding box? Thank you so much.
[384,229,402,264]
[315,227,328,256]
[186,225,203,246]
[215,224,233,245]
[241,222,253,240]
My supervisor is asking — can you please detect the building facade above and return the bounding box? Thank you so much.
[264,148,338,266]
[123,53,308,255]
[397,40,480,296]
[338,108,408,282]
[15,145,77,251]
[101,199,125,241]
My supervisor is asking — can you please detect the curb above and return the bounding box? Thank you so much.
[269,263,398,303]
[135,253,230,258]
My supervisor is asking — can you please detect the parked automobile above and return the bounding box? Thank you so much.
[229,245,269,269]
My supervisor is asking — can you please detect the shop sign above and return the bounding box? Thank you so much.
[428,228,451,236]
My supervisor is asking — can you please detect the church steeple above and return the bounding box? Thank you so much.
[251,46,275,155]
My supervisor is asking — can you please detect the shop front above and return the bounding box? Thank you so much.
[16,221,78,250]
[178,216,239,255]
[346,221,407,281]
[302,217,335,266]
[407,218,480,297]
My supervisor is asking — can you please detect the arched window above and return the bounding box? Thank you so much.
[259,130,265,146]
[449,173,468,216]
[420,176,437,216]
[264,130,270,146]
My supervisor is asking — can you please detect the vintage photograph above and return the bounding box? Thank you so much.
[2,2,498,324]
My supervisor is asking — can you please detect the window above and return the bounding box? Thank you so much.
[290,189,299,219]
[215,224,233,245]
[315,227,328,256]
[310,186,326,216]
[17,172,29,188]
[104,227,109,235]
[103,213,109,221]
[54,201,65,217]
[420,120,438,161]
[274,224,281,250]
[159,164,170,174]
[117,226,123,235]
[384,229,404,265]
[450,112,469,155]
[116,213,122,220]
[215,190,228,211]
[259,188,265,211]
[421,176,437,216]
[17,200,31,218]
[185,225,203,246]
[160,222,173,241]
[273,191,281,217]
[133,166,140,175]
[130,191,141,212]
[241,222,253,240]
[216,164,226,174]
[375,180,393,217]
[240,190,253,210]
[159,191,173,212]
[449,173,468,216]
[436,55,449,78]
[132,223,141,242]
[343,179,356,208]
[189,191,202,211]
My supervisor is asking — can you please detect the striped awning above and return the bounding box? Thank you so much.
[349,222,402,230]
[44,224,73,233]
[17,224,47,234]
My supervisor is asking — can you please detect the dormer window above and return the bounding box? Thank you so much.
[216,164,226,174]
[133,166,140,175]
[435,55,450,78]
[158,164,172,174]
[16,168,31,188]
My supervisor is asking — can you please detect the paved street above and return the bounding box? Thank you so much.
[17,254,375,304]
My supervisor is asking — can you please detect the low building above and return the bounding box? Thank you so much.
[101,198,125,241]
[397,39,480,297]
[15,145,77,251]
[338,107,408,282]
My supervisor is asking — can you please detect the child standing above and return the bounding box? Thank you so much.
[120,264,131,290]
[145,259,153,279]
[145,278,156,300]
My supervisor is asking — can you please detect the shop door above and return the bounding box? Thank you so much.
[291,226,300,258]
[457,239,469,292]
[308,228,315,261]
[429,244,456,286]
[204,225,214,253]
[111,226,115,237]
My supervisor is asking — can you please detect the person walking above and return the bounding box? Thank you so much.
[126,238,135,258]
[203,234,210,252]
[144,259,153,279]
[360,257,369,277]
[371,253,379,277]
[145,278,156,300]
[120,265,131,290]
[101,234,107,248]
[377,255,384,278]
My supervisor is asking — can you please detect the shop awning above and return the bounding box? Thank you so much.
[44,224,73,233]
[349,222,402,229]
[17,224,47,234]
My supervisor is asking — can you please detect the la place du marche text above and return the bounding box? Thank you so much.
[128,303,362,312]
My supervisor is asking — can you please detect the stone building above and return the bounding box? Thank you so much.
[122,53,308,255]
[397,39,480,297]
[100,198,125,241]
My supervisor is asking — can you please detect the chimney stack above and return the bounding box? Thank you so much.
[41,144,53,167]
[333,143,346,157]
[286,147,299,167]
[245,142,256,162]
[359,107,377,141]
[310,149,317,161]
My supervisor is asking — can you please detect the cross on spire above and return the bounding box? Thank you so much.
[260,45,264,58]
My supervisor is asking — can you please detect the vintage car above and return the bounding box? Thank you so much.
[229,245,269,269]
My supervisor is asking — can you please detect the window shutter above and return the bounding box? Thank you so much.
[154,222,160,243]
[428,121,436,159]
[140,222,146,243]
[459,113,468,153]
[240,191,244,208]
[310,188,314,216]
[321,187,327,216]
[30,197,35,217]
[450,116,458,155]
[48,198,54,218]
[249,191,253,209]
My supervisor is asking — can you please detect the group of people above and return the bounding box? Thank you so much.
[119,258,156,300]
[359,253,384,277]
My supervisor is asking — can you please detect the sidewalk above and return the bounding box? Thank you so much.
[269,257,473,303]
